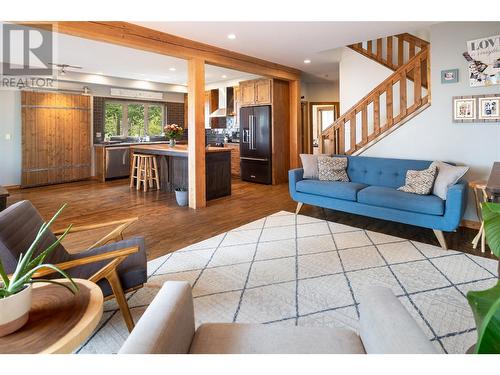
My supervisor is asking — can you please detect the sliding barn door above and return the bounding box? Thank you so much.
[22,92,91,187]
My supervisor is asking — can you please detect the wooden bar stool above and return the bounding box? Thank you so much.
[470,180,488,253]
[130,153,160,192]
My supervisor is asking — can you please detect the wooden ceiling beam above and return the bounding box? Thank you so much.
[21,21,301,81]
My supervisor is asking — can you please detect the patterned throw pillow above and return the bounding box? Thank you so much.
[317,156,350,182]
[397,165,437,195]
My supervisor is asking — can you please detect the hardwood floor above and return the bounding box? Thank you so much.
[7,178,494,260]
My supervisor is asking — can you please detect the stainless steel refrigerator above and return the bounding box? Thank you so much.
[240,105,272,184]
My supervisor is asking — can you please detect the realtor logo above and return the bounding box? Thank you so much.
[2,23,53,76]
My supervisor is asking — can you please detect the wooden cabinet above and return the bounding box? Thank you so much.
[21,92,91,187]
[240,81,255,106]
[239,79,272,106]
[225,143,240,177]
[255,79,272,104]
[204,89,219,128]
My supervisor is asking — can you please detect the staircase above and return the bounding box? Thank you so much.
[322,33,430,155]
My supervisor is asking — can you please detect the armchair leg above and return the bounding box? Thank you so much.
[106,269,135,333]
[295,202,303,215]
[433,229,448,250]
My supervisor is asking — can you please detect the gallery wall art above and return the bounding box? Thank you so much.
[453,94,500,123]
[463,34,500,87]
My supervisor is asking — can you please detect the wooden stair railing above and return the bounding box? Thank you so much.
[349,33,429,89]
[322,46,430,155]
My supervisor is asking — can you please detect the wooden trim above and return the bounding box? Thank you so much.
[2,185,21,191]
[187,58,206,209]
[461,219,481,230]
[21,22,300,81]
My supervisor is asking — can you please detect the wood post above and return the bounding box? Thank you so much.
[187,58,206,209]
[289,80,301,169]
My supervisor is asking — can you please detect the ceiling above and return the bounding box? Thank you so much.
[0,22,258,87]
[135,22,435,83]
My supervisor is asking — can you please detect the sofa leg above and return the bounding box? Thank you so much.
[433,229,448,250]
[295,202,303,215]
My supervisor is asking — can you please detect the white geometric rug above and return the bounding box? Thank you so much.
[76,211,499,354]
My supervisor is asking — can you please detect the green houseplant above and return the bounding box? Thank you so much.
[467,201,500,354]
[0,204,78,337]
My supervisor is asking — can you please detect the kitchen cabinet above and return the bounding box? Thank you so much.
[239,79,272,106]
[21,92,91,187]
[225,143,241,177]
[204,89,219,128]
[255,80,272,104]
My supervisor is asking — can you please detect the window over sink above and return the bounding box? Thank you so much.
[104,100,165,138]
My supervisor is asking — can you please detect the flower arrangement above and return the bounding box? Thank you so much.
[163,124,184,140]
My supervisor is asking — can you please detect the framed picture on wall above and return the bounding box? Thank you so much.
[441,69,459,84]
[478,97,500,120]
[453,97,476,122]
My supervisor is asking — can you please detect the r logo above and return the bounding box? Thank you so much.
[2,24,53,76]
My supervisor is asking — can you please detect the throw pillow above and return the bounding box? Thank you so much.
[317,156,350,182]
[397,165,437,195]
[430,161,469,200]
[300,154,327,179]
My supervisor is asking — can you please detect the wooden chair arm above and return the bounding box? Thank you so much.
[52,217,139,235]
[32,246,139,278]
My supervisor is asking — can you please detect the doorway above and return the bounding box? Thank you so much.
[308,102,339,155]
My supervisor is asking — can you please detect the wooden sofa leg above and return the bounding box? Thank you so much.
[106,269,135,332]
[295,202,303,215]
[433,229,448,250]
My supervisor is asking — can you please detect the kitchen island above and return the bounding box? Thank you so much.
[130,144,232,201]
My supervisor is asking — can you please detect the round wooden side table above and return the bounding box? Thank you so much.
[469,180,488,253]
[0,279,103,354]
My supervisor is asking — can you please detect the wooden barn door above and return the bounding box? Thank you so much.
[22,91,91,187]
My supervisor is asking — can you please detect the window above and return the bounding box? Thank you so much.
[104,100,165,138]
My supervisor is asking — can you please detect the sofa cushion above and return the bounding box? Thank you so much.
[397,165,437,195]
[296,180,368,201]
[318,156,350,182]
[358,186,445,216]
[189,323,365,354]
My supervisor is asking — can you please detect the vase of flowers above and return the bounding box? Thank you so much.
[0,204,78,337]
[164,124,184,148]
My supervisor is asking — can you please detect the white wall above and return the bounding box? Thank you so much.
[302,82,339,102]
[339,22,500,222]
[0,91,22,186]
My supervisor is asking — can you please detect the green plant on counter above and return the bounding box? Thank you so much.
[467,202,500,354]
[0,204,78,298]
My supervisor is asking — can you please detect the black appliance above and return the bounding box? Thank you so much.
[240,105,272,184]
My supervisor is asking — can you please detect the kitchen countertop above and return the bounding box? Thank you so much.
[94,141,173,148]
[130,144,231,157]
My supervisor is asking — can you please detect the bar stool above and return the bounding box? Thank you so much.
[470,180,488,253]
[130,153,160,192]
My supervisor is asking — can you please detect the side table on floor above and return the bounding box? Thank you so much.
[469,180,488,253]
[0,279,103,354]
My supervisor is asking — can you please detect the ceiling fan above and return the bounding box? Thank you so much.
[49,63,83,75]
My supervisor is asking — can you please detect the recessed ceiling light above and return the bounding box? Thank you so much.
[227,33,236,40]
[303,59,311,64]
[221,75,227,79]
[169,67,176,71]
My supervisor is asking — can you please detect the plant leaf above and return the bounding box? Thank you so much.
[12,204,68,282]
[27,223,73,269]
[467,281,500,354]
[0,259,10,288]
[482,202,500,259]
[9,263,78,294]
[29,279,79,294]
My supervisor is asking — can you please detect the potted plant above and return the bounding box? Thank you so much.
[0,204,78,337]
[163,124,184,147]
[467,201,500,353]
[174,186,188,207]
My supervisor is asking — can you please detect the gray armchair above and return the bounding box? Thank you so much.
[119,281,438,354]
[0,200,147,332]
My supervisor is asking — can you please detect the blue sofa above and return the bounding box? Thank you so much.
[289,155,468,249]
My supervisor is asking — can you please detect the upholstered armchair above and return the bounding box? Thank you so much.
[0,200,147,332]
